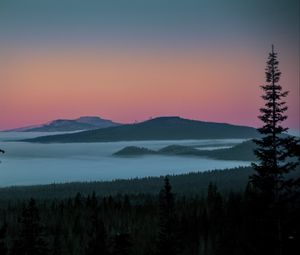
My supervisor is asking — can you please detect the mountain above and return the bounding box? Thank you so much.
[114,146,157,156]
[24,116,259,143]
[113,140,257,161]
[157,141,257,161]
[6,116,120,132]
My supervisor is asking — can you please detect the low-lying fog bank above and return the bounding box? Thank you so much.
[0,132,250,187]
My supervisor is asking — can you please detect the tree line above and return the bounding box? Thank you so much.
[0,176,299,255]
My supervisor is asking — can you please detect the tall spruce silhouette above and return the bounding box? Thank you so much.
[250,45,300,255]
[157,176,179,255]
[250,45,299,200]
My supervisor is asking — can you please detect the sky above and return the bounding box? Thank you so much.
[0,0,299,130]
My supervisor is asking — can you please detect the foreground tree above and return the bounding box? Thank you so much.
[250,45,300,255]
[251,45,299,200]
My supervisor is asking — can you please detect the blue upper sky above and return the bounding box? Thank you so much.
[0,0,298,49]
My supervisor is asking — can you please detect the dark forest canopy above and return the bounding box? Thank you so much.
[0,166,299,201]
[0,166,253,200]
[0,173,299,255]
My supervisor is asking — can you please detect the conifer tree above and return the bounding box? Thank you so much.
[0,149,4,163]
[0,222,7,255]
[251,45,299,200]
[157,176,179,255]
[86,212,108,255]
[250,45,300,255]
[11,198,48,255]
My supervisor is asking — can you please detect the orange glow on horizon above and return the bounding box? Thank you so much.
[0,47,298,130]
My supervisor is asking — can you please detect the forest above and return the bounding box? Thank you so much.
[0,174,299,255]
[0,166,254,200]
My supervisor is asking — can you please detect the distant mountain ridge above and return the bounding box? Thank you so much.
[24,116,260,143]
[6,116,121,132]
[114,140,257,161]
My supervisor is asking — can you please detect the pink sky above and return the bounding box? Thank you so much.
[0,47,299,130]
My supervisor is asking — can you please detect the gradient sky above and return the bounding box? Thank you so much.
[0,0,299,130]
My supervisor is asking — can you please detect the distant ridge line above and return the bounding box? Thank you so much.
[23,116,259,143]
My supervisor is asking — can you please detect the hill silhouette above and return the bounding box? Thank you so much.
[6,116,120,132]
[24,116,259,143]
[114,140,257,161]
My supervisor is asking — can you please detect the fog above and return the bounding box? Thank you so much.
[0,132,250,187]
